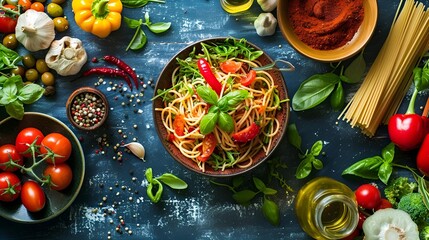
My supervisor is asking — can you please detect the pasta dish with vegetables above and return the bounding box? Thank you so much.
[153,39,288,172]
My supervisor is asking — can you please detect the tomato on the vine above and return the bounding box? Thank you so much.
[21,181,45,212]
[15,127,44,158]
[40,133,72,164]
[355,183,381,210]
[375,198,393,210]
[43,163,73,191]
[0,5,18,34]
[0,144,24,172]
[0,172,21,202]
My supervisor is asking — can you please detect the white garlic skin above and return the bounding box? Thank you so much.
[15,10,55,52]
[124,142,146,161]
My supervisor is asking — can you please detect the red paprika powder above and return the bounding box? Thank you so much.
[287,0,364,50]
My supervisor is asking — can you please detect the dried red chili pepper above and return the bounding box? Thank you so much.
[102,55,140,89]
[197,58,223,95]
[231,122,260,143]
[83,67,132,89]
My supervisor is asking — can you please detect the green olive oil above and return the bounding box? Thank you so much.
[295,177,359,240]
[220,0,254,13]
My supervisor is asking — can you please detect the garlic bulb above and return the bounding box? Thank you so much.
[254,13,278,37]
[15,10,55,52]
[124,142,146,161]
[45,36,88,76]
[257,0,277,12]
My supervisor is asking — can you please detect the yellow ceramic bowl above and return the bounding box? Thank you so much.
[277,0,378,62]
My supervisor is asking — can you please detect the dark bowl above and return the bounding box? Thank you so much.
[152,37,290,177]
[0,112,85,223]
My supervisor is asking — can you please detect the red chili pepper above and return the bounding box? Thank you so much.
[197,58,223,95]
[102,55,140,89]
[197,133,217,162]
[83,67,132,89]
[417,134,429,177]
[231,122,260,143]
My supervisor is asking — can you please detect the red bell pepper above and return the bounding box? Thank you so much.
[197,58,223,95]
[417,134,429,177]
[231,122,260,143]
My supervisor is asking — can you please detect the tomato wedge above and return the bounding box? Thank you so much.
[197,133,217,162]
[220,60,243,74]
[173,114,186,136]
[231,122,260,143]
[240,70,257,86]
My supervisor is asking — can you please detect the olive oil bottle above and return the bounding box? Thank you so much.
[220,0,254,13]
[295,177,359,240]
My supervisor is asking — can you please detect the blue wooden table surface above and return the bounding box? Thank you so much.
[0,0,427,239]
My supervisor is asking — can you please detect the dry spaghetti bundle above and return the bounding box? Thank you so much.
[340,0,429,136]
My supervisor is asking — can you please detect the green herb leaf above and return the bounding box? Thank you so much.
[295,156,313,179]
[417,177,429,210]
[218,90,249,111]
[145,168,153,182]
[342,156,384,179]
[232,176,244,188]
[378,162,393,185]
[128,28,147,51]
[156,173,188,190]
[123,17,142,29]
[312,159,324,170]
[0,43,21,71]
[199,112,219,135]
[147,22,171,34]
[343,51,366,84]
[217,112,234,133]
[147,179,163,203]
[17,84,44,104]
[262,198,280,226]
[121,0,165,8]
[292,73,340,111]
[418,62,429,91]
[310,140,323,156]
[381,142,395,163]
[232,190,258,204]
[330,81,345,111]
[286,123,302,151]
[253,177,267,192]
[197,86,218,105]
[262,187,278,195]
[5,100,24,120]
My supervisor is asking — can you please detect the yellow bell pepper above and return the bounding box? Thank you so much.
[72,0,122,38]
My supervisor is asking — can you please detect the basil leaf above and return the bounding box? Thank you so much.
[378,162,393,185]
[292,73,340,111]
[253,177,267,192]
[147,22,171,34]
[0,43,21,71]
[312,159,324,170]
[218,90,249,111]
[232,176,244,188]
[129,28,147,51]
[157,173,188,190]
[147,179,163,203]
[2,80,18,103]
[343,51,366,84]
[295,156,313,179]
[310,140,323,156]
[197,86,218,105]
[208,105,219,113]
[262,187,277,196]
[121,0,165,8]
[199,112,219,135]
[286,123,302,150]
[262,198,280,226]
[145,168,153,183]
[124,17,142,29]
[5,100,24,120]
[330,81,345,111]
[418,64,429,91]
[232,190,257,204]
[17,83,44,104]
[342,156,384,179]
[381,142,395,163]
[217,112,234,133]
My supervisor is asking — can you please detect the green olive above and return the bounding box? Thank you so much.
[10,65,25,78]
[36,59,50,74]
[53,17,69,32]
[2,34,18,49]
[51,0,65,4]
[41,72,55,86]
[25,68,39,82]
[22,54,36,68]
[46,3,63,18]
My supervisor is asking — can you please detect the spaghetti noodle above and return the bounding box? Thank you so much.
[340,0,429,136]
[154,39,285,172]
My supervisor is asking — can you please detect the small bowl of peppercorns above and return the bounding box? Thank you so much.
[66,87,109,131]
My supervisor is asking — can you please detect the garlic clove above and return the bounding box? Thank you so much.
[124,142,145,161]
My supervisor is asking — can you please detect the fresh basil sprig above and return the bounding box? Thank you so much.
[197,86,249,135]
[0,75,44,120]
[124,13,171,51]
[121,0,165,8]
[0,43,21,71]
[286,123,325,179]
[145,168,188,203]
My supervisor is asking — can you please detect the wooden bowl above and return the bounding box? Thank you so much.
[66,87,109,131]
[152,37,290,177]
[0,112,85,223]
[277,0,378,62]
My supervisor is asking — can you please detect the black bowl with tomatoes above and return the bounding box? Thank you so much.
[0,112,85,223]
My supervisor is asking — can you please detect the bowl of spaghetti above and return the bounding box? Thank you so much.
[152,38,290,176]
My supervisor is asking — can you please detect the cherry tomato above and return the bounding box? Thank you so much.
[0,5,18,34]
[375,198,393,210]
[354,183,381,209]
[18,0,32,11]
[240,69,257,86]
[219,59,243,74]
[357,211,366,229]
[231,122,260,143]
[30,2,44,12]
[0,144,24,172]
[173,114,185,137]
[15,127,44,158]
[21,181,46,212]
[43,163,72,191]
[197,133,217,162]
[0,172,21,202]
[40,133,72,164]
